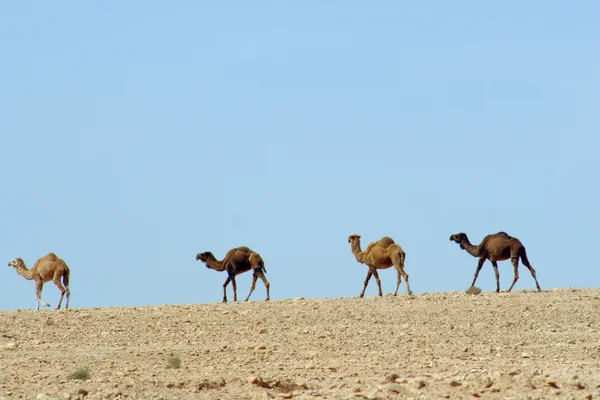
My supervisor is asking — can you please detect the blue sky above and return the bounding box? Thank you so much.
[1,2,598,310]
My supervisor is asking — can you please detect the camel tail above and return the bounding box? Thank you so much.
[63,266,70,288]
[395,247,406,268]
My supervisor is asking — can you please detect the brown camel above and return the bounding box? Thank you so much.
[348,234,412,297]
[449,232,542,292]
[196,246,270,302]
[8,253,71,310]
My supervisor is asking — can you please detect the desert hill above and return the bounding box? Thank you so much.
[0,288,598,399]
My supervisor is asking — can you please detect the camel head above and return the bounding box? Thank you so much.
[8,258,23,269]
[195,252,215,265]
[449,233,468,248]
[348,234,361,245]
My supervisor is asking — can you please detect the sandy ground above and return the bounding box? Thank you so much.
[0,288,599,400]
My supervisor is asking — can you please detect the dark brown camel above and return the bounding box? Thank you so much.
[449,232,541,292]
[196,246,270,302]
[348,234,412,297]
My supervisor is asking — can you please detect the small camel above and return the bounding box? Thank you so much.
[8,253,71,310]
[449,232,542,292]
[348,234,412,297]
[196,246,270,302]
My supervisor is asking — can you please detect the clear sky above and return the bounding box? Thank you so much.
[1,2,598,310]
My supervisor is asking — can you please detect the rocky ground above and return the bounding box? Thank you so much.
[0,288,599,399]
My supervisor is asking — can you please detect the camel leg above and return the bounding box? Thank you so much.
[520,258,542,292]
[231,275,238,302]
[470,258,486,288]
[245,272,259,302]
[507,257,520,292]
[35,281,50,310]
[222,276,232,303]
[393,267,412,296]
[372,269,383,297]
[64,283,70,310]
[257,269,270,301]
[360,270,373,298]
[392,252,412,296]
[53,275,67,310]
[394,268,402,296]
[246,269,270,301]
[491,261,500,292]
[402,269,412,296]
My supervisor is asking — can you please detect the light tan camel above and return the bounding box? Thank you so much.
[196,246,270,302]
[8,253,71,310]
[348,234,412,297]
[449,232,542,292]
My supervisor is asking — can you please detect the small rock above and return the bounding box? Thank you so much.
[366,389,382,399]
[449,379,462,387]
[293,297,305,301]
[255,345,266,350]
[410,378,427,389]
[507,370,519,376]
[259,328,267,334]
[104,388,122,398]
[37,394,50,400]
[2,342,17,350]
[62,393,72,400]
[379,383,412,396]
[479,376,494,388]
[572,379,586,390]
[521,352,531,358]
[545,378,560,389]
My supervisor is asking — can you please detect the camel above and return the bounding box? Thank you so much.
[8,253,71,310]
[348,234,412,297]
[196,246,270,303]
[449,232,542,292]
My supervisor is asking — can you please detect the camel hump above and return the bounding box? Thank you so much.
[379,237,396,246]
[45,252,59,259]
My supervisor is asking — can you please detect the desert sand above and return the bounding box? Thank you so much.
[0,288,599,399]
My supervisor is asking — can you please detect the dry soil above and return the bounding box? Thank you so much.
[0,288,599,399]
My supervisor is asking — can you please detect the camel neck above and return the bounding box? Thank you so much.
[460,238,480,257]
[351,243,365,263]
[16,264,34,280]
[205,258,226,272]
